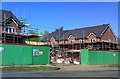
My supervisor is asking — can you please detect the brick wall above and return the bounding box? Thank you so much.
[5,20,21,33]
[101,28,117,43]
[48,27,117,46]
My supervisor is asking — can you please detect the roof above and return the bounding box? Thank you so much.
[0,10,24,27]
[42,24,110,42]
[42,30,67,41]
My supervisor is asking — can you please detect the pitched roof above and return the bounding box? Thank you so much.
[0,10,24,27]
[42,30,67,41]
[42,24,110,42]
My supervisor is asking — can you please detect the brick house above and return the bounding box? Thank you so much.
[0,10,38,44]
[42,24,118,51]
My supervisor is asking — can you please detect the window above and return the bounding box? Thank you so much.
[45,42,48,45]
[5,27,9,33]
[8,27,11,33]
[79,39,84,43]
[62,41,65,44]
[51,41,55,47]
[69,40,74,44]
[11,27,15,33]
[5,26,16,33]
[90,38,96,43]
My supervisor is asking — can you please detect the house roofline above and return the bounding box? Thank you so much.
[87,33,96,38]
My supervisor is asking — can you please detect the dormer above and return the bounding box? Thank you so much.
[87,33,96,43]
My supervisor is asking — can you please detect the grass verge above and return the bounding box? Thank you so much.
[1,66,60,71]
[107,64,120,67]
[101,64,120,68]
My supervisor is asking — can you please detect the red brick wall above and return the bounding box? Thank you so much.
[49,34,101,45]
[50,37,58,45]
[101,28,117,43]
[96,38,101,42]
[59,41,64,45]
[68,35,75,43]
[48,27,117,46]
[85,33,96,43]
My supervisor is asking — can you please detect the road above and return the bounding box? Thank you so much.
[1,70,119,77]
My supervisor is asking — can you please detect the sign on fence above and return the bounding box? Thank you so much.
[33,49,43,56]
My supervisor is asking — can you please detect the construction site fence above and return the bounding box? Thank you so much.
[0,43,50,66]
[81,49,120,65]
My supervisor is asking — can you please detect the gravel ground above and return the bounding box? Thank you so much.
[0,64,119,71]
[56,64,119,71]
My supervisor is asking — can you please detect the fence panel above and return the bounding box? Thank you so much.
[81,49,119,65]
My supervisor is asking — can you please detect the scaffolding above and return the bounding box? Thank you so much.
[0,22,41,44]
[49,30,118,52]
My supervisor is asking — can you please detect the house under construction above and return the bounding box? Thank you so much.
[0,10,39,44]
[42,24,118,51]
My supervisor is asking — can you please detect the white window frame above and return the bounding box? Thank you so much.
[62,41,65,44]
[44,42,48,45]
[69,40,74,44]
[79,39,84,43]
[51,41,55,47]
[68,35,75,40]
[90,38,96,43]
[5,27,9,33]
[4,26,16,33]
[87,33,96,38]
[10,27,16,33]
[52,41,55,45]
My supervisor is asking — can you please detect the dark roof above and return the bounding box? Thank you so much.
[42,24,110,42]
[0,10,24,27]
[42,30,67,41]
